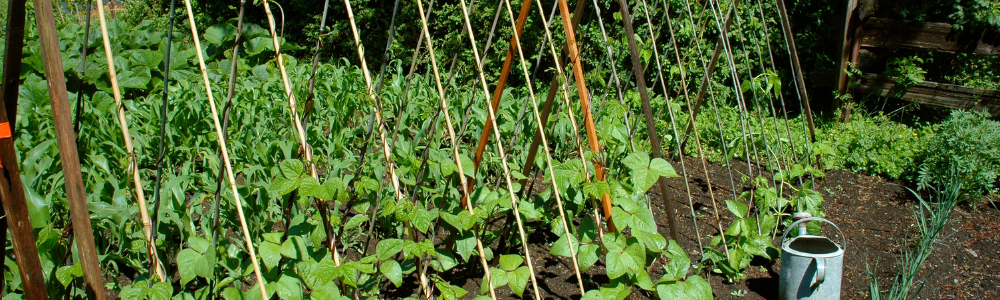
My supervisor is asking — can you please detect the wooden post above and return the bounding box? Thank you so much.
[774,0,816,142]
[32,0,107,298]
[2,0,27,126]
[836,0,860,122]
[556,0,615,229]
[466,0,534,206]
[518,0,586,195]
[615,0,665,234]
[0,1,49,298]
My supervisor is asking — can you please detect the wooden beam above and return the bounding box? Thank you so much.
[32,0,107,298]
[860,17,1000,55]
[855,74,1000,115]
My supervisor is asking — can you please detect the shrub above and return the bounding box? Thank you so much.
[822,114,929,180]
[917,110,1000,199]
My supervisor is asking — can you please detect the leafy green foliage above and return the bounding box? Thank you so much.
[703,165,825,281]
[918,110,1000,200]
[822,114,929,179]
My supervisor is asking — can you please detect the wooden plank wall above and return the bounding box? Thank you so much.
[855,74,1000,116]
[860,17,1000,55]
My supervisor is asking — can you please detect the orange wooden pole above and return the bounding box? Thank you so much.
[464,0,534,207]
[555,0,614,229]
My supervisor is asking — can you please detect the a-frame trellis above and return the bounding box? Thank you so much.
[0,0,826,299]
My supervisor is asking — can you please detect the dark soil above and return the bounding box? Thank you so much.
[394,157,1000,299]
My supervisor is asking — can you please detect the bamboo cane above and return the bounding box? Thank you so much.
[183,0,268,297]
[408,0,498,297]
[261,1,346,266]
[501,0,585,293]
[341,0,430,296]
[94,0,166,281]
[455,0,543,297]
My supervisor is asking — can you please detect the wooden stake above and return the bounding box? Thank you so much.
[467,0,532,183]
[183,1,268,298]
[529,0,599,232]
[2,0,27,126]
[456,0,543,297]
[32,0,106,297]
[774,0,816,141]
[95,0,166,281]
[0,2,48,298]
[502,0,585,293]
[635,0,681,242]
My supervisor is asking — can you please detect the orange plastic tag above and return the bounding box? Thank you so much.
[0,122,8,168]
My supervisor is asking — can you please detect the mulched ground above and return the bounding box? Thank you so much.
[400,157,1000,299]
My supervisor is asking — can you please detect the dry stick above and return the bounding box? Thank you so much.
[455,0,543,298]
[409,3,497,298]
[211,0,247,250]
[501,0,585,294]
[659,0,730,260]
[622,0,685,242]
[0,0,48,297]
[772,0,815,143]
[183,0,268,297]
[72,0,92,133]
[341,0,430,296]
[94,0,166,282]
[0,0,30,281]
[32,0,106,297]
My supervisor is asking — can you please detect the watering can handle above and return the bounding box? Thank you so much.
[814,257,826,286]
[780,217,848,251]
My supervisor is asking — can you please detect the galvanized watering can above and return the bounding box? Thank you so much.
[779,214,846,300]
